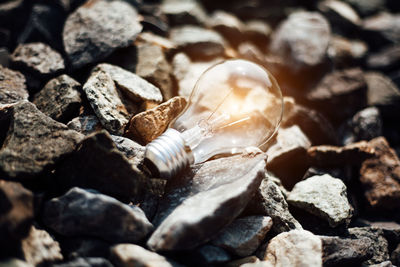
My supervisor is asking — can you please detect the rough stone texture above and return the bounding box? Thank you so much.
[52,257,113,267]
[0,180,33,257]
[245,175,302,234]
[0,65,28,105]
[43,187,153,243]
[147,151,266,251]
[263,230,323,267]
[21,226,63,266]
[125,96,186,144]
[348,227,390,265]
[365,72,400,114]
[170,26,226,60]
[111,244,175,267]
[367,46,400,72]
[269,11,331,73]
[351,107,382,141]
[11,42,64,78]
[288,174,352,227]
[307,68,367,122]
[266,125,311,189]
[211,216,272,257]
[110,135,145,168]
[320,235,373,267]
[63,0,142,69]
[161,0,208,26]
[360,137,400,211]
[55,131,147,201]
[33,74,82,123]
[0,101,83,180]
[327,35,368,67]
[67,115,103,135]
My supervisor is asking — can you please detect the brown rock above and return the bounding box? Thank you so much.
[0,65,28,105]
[125,96,186,144]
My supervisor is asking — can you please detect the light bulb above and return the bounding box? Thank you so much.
[144,59,284,178]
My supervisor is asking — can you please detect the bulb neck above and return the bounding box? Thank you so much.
[144,129,194,179]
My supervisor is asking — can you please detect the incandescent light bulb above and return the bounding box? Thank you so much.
[144,59,284,178]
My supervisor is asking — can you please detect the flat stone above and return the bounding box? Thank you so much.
[125,96,186,144]
[363,12,400,47]
[343,0,385,17]
[351,107,383,141]
[320,235,373,266]
[0,101,83,180]
[288,174,353,227]
[52,257,113,267]
[360,137,400,211]
[211,216,272,257]
[10,42,64,78]
[365,72,400,113]
[55,131,147,201]
[367,46,400,72]
[208,11,244,46]
[263,230,323,267]
[33,74,82,123]
[147,151,266,251]
[0,65,27,105]
[161,0,208,26]
[170,26,226,60]
[43,187,153,243]
[63,0,142,69]
[67,115,102,135]
[111,244,175,267]
[269,11,331,73]
[318,0,361,32]
[327,35,368,67]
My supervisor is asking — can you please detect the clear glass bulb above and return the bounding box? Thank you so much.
[145,59,284,178]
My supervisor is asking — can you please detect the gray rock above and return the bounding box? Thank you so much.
[63,0,142,69]
[43,187,153,243]
[147,151,266,251]
[211,216,272,257]
[365,72,400,113]
[111,244,175,267]
[269,11,331,73]
[52,257,113,267]
[33,74,82,123]
[263,230,323,267]
[318,0,361,32]
[67,115,103,135]
[363,12,400,47]
[343,0,385,17]
[352,107,382,141]
[170,26,226,60]
[0,101,83,179]
[367,46,400,72]
[288,174,353,227]
[10,42,64,78]
[110,135,145,167]
[161,0,208,26]
[0,65,28,105]
[196,245,232,265]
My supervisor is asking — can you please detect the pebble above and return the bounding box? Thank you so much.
[0,65,28,105]
[365,72,400,114]
[351,107,383,141]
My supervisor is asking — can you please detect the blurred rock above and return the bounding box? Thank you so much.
[33,74,82,123]
[226,256,260,267]
[327,35,368,68]
[67,115,102,135]
[320,235,373,266]
[351,107,382,141]
[360,137,400,211]
[318,0,361,34]
[367,45,400,72]
[266,125,311,189]
[63,0,142,69]
[343,0,385,17]
[52,257,113,267]
[288,174,352,227]
[125,96,186,144]
[161,0,208,26]
[263,230,322,267]
[211,216,272,257]
[392,244,400,266]
[195,245,232,265]
[43,187,153,243]
[170,26,226,60]
[55,131,147,201]
[147,151,266,251]
[208,11,244,47]
[362,12,400,48]
[0,259,32,267]
[0,65,27,105]
[59,237,111,259]
[138,3,169,36]
[0,101,82,180]
[243,20,271,49]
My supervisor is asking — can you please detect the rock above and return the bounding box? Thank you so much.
[33,74,82,123]
[320,235,373,266]
[52,257,113,267]
[307,68,367,122]
[266,125,311,189]
[0,259,32,267]
[138,4,169,36]
[362,12,400,48]
[307,140,375,168]
[351,107,382,141]
[170,26,226,60]
[263,230,323,267]
[0,65,28,105]
[211,216,272,257]
[288,174,353,227]
[226,256,260,267]
[367,46,400,72]
[245,175,302,234]
[243,20,271,49]
[208,11,244,46]
[161,0,208,26]
[147,151,266,251]
[318,0,361,34]
[359,137,400,211]
[195,245,231,265]
[269,11,331,74]
[0,101,83,180]
[368,261,395,267]
[63,0,142,69]
[343,0,385,17]
[10,42,64,78]
[21,226,63,266]
[110,135,145,168]
[125,96,186,144]
[392,243,400,266]
[327,35,368,68]
[0,180,33,257]
[67,115,102,135]
[43,187,153,243]
[348,227,390,265]
[111,244,176,267]
[55,131,147,201]
[58,237,111,259]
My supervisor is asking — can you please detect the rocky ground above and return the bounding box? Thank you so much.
[0,0,400,266]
